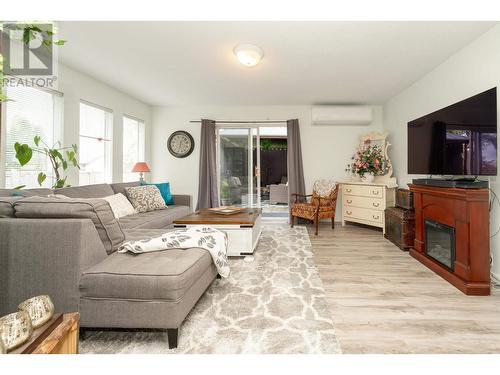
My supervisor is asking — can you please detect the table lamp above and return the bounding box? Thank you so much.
[132,162,150,183]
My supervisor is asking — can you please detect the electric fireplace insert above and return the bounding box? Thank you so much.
[424,219,456,271]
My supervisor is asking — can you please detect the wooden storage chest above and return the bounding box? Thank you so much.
[384,206,415,251]
[396,188,414,210]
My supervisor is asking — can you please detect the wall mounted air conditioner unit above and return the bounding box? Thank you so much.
[311,105,373,125]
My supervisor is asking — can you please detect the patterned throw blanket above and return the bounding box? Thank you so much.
[118,227,230,278]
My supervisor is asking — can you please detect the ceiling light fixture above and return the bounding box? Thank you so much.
[233,44,264,67]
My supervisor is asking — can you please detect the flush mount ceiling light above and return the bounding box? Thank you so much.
[233,44,264,67]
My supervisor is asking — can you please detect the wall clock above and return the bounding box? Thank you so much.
[167,130,195,158]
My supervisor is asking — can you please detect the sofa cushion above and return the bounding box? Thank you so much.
[0,196,23,218]
[0,188,53,197]
[55,183,114,199]
[125,185,166,213]
[14,196,125,254]
[110,181,140,196]
[79,246,214,302]
[118,206,190,229]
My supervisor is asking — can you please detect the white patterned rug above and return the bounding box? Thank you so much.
[79,224,341,354]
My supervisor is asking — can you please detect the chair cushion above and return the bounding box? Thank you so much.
[55,183,114,198]
[125,185,167,213]
[79,245,214,302]
[0,196,22,218]
[14,196,125,254]
[118,206,190,229]
[291,203,336,220]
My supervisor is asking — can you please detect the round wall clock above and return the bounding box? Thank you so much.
[167,130,195,158]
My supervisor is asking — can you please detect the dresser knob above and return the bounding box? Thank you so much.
[372,190,380,195]
[372,202,380,207]
[347,199,352,204]
[346,188,352,193]
[373,215,380,220]
[346,211,352,215]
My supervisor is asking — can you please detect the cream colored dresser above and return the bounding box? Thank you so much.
[341,181,396,234]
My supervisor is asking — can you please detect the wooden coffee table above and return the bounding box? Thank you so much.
[173,208,262,257]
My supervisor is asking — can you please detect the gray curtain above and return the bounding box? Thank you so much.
[287,119,306,208]
[196,119,219,210]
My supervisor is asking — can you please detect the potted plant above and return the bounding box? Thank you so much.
[14,136,80,189]
[220,179,232,206]
[346,140,390,183]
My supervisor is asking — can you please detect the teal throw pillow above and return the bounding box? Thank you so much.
[140,181,174,205]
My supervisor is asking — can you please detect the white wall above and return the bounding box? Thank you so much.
[151,105,384,216]
[383,24,500,280]
[57,64,152,185]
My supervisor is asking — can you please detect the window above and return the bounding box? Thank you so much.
[79,101,113,185]
[122,116,145,182]
[3,86,63,188]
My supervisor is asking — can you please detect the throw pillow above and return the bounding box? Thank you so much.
[140,181,174,205]
[101,193,137,219]
[125,185,167,213]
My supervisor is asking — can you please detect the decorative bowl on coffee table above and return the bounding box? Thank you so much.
[18,295,55,328]
[0,311,33,351]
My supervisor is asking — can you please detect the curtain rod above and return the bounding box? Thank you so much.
[189,120,288,124]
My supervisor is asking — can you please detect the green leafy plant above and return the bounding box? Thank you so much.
[220,179,230,199]
[14,136,80,189]
[260,139,287,151]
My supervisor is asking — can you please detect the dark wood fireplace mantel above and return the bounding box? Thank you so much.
[409,184,490,296]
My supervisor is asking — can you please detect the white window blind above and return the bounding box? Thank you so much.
[79,101,113,185]
[4,86,63,188]
[122,116,146,182]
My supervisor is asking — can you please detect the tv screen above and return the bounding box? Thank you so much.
[407,88,497,176]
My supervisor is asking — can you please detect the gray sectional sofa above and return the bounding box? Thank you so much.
[0,182,218,349]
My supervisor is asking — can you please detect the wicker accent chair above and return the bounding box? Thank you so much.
[290,179,339,235]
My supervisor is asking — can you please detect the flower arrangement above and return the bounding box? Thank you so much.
[345,139,391,178]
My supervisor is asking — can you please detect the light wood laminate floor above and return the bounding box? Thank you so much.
[308,223,500,354]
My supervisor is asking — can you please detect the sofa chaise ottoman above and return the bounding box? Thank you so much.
[0,183,216,349]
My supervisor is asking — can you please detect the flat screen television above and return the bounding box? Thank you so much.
[407,88,497,176]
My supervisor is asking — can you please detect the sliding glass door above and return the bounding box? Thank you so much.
[217,128,260,207]
[217,125,288,215]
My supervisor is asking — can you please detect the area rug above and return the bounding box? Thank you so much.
[79,224,341,354]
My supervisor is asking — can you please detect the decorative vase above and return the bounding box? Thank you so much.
[18,295,55,329]
[361,172,375,183]
[0,311,33,352]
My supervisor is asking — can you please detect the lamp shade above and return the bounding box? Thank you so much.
[132,162,151,173]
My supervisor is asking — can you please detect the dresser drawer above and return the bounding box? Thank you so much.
[344,195,385,210]
[343,184,383,198]
[344,206,383,224]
